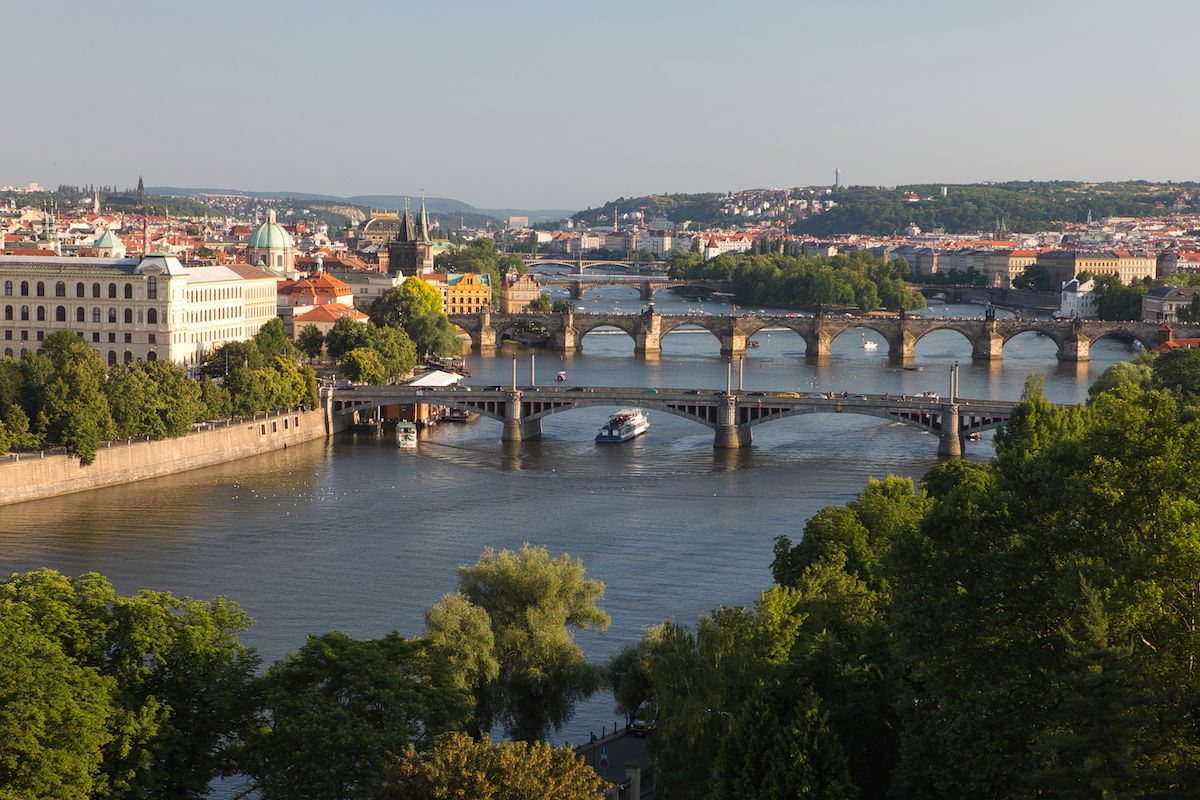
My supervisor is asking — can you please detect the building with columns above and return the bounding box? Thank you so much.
[0,253,278,365]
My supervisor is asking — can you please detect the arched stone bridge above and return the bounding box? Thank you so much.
[535,276,730,301]
[448,309,1193,361]
[332,385,1021,456]
[520,256,668,274]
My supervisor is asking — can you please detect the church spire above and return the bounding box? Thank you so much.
[399,197,416,242]
[418,194,431,244]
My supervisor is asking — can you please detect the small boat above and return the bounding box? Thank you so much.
[747,341,761,348]
[395,421,417,449]
[444,409,477,422]
[596,409,650,443]
[861,332,878,351]
[556,371,567,382]
[903,365,923,371]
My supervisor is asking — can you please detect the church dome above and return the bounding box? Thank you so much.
[247,210,294,250]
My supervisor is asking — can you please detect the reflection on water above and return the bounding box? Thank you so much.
[0,288,1137,756]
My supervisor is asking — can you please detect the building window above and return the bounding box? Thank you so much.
[92,283,101,298]
[3,331,9,340]
[55,282,65,298]
[148,333,156,344]
[35,331,43,341]
[108,333,115,343]
[147,351,157,361]
[76,282,85,297]
[20,306,28,321]
[19,281,28,296]
[76,307,85,323]
[92,308,100,323]
[147,308,158,324]
[2,281,10,296]
[108,308,117,324]
[108,283,117,299]
[147,276,157,300]
[124,284,133,299]
[35,282,44,297]
[92,333,99,343]
[124,309,133,324]
[123,351,133,364]
[2,348,9,357]
[108,351,117,366]
[124,333,132,343]
[36,307,45,322]
[55,306,66,322]
[20,331,28,340]
[3,306,10,321]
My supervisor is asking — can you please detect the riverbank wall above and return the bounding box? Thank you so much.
[0,401,347,507]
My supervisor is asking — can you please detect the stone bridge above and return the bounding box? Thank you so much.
[536,276,730,301]
[520,255,667,274]
[333,385,1021,456]
[448,309,1190,361]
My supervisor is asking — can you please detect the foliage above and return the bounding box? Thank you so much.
[367,278,461,357]
[340,347,386,385]
[405,311,462,357]
[425,544,609,741]
[1015,263,1057,292]
[325,316,373,362]
[106,360,206,439]
[252,318,297,361]
[668,250,924,313]
[238,631,470,800]
[552,298,571,313]
[0,569,260,799]
[296,324,326,360]
[28,332,117,464]
[433,239,505,301]
[381,732,607,800]
[526,293,553,312]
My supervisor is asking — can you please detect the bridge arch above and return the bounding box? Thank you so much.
[658,318,727,350]
[907,323,978,353]
[521,398,719,430]
[740,405,939,432]
[1087,328,1156,350]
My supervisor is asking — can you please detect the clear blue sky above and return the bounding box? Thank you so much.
[5,0,1196,210]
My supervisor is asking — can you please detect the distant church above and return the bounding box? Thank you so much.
[386,199,435,275]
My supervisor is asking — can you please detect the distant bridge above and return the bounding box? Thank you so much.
[534,276,729,301]
[519,255,667,274]
[333,385,1020,456]
[447,309,1190,361]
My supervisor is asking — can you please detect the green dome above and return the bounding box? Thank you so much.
[94,228,120,248]
[247,220,293,250]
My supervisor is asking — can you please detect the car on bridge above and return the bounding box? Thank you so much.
[778,392,800,398]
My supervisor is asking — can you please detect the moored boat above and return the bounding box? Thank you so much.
[595,409,650,443]
[395,421,418,448]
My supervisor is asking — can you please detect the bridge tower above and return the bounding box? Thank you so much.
[936,404,962,458]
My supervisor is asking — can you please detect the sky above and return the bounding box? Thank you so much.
[5,0,1199,211]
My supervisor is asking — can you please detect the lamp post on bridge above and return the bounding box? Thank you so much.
[949,361,959,403]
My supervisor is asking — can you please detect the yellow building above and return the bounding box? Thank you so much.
[1036,250,1157,285]
[499,272,541,312]
[423,272,492,314]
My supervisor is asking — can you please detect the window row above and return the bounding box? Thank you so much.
[2,277,157,300]
[3,306,159,324]
[3,330,155,345]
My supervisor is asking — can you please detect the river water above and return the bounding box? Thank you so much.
[0,286,1134,755]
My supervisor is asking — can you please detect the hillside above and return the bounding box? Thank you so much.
[575,181,1200,235]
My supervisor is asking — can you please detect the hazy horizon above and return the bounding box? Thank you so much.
[5,0,1198,210]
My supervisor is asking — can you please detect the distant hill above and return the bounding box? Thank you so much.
[147,186,573,224]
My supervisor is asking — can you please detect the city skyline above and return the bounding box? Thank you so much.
[5,0,1199,210]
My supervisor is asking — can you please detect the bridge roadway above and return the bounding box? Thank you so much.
[449,309,1194,361]
[519,255,667,274]
[535,276,729,301]
[332,385,1021,456]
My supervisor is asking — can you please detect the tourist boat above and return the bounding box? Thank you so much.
[395,421,417,449]
[862,333,878,351]
[556,371,567,381]
[747,340,760,348]
[444,409,477,423]
[595,409,650,443]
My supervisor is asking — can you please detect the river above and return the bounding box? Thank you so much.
[0,286,1135,758]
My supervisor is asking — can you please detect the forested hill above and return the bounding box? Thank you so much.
[574,181,1200,235]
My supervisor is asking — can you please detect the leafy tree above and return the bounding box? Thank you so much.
[0,601,114,799]
[206,339,265,375]
[381,732,607,800]
[340,347,386,385]
[1149,345,1200,398]
[33,332,116,464]
[1176,293,1200,323]
[366,325,418,380]
[297,324,326,360]
[253,318,297,361]
[105,364,160,438]
[368,278,442,330]
[196,375,232,419]
[526,293,553,312]
[608,640,653,722]
[1089,359,1153,399]
[1015,263,1056,292]
[325,317,372,362]
[552,298,571,313]
[238,631,470,800]
[405,311,462,357]
[425,544,610,741]
[0,569,260,800]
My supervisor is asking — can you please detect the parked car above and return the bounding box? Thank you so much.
[628,700,659,736]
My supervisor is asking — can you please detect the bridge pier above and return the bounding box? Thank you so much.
[551,327,577,351]
[634,312,662,355]
[714,399,751,449]
[972,332,1003,360]
[639,282,653,301]
[1057,336,1090,362]
[806,333,832,359]
[720,332,747,358]
[569,283,584,301]
[501,392,543,442]
[889,333,916,360]
[937,404,962,458]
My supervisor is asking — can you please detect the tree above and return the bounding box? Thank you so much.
[238,631,470,800]
[0,569,260,799]
[1015,263,1056,292]
[406,311,462,357]
[368,278,443,330]
[367,325,418,380]
[34,332,116,464]
[325,317,372,362]
[297,324,326,360]
[1089,360,1153,399]
[425,545,610,741]
[552,298,571,313]
[381,732,607,800]
[253,318,296,362]
[0,601,114,799]
[340,347,386,385]
[526,293,553,312]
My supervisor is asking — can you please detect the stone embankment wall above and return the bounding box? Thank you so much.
[0,406,341,506]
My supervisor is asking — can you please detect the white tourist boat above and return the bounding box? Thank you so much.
[595,409,650,443]
[395,421,417,449]
[861,333,878,351]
